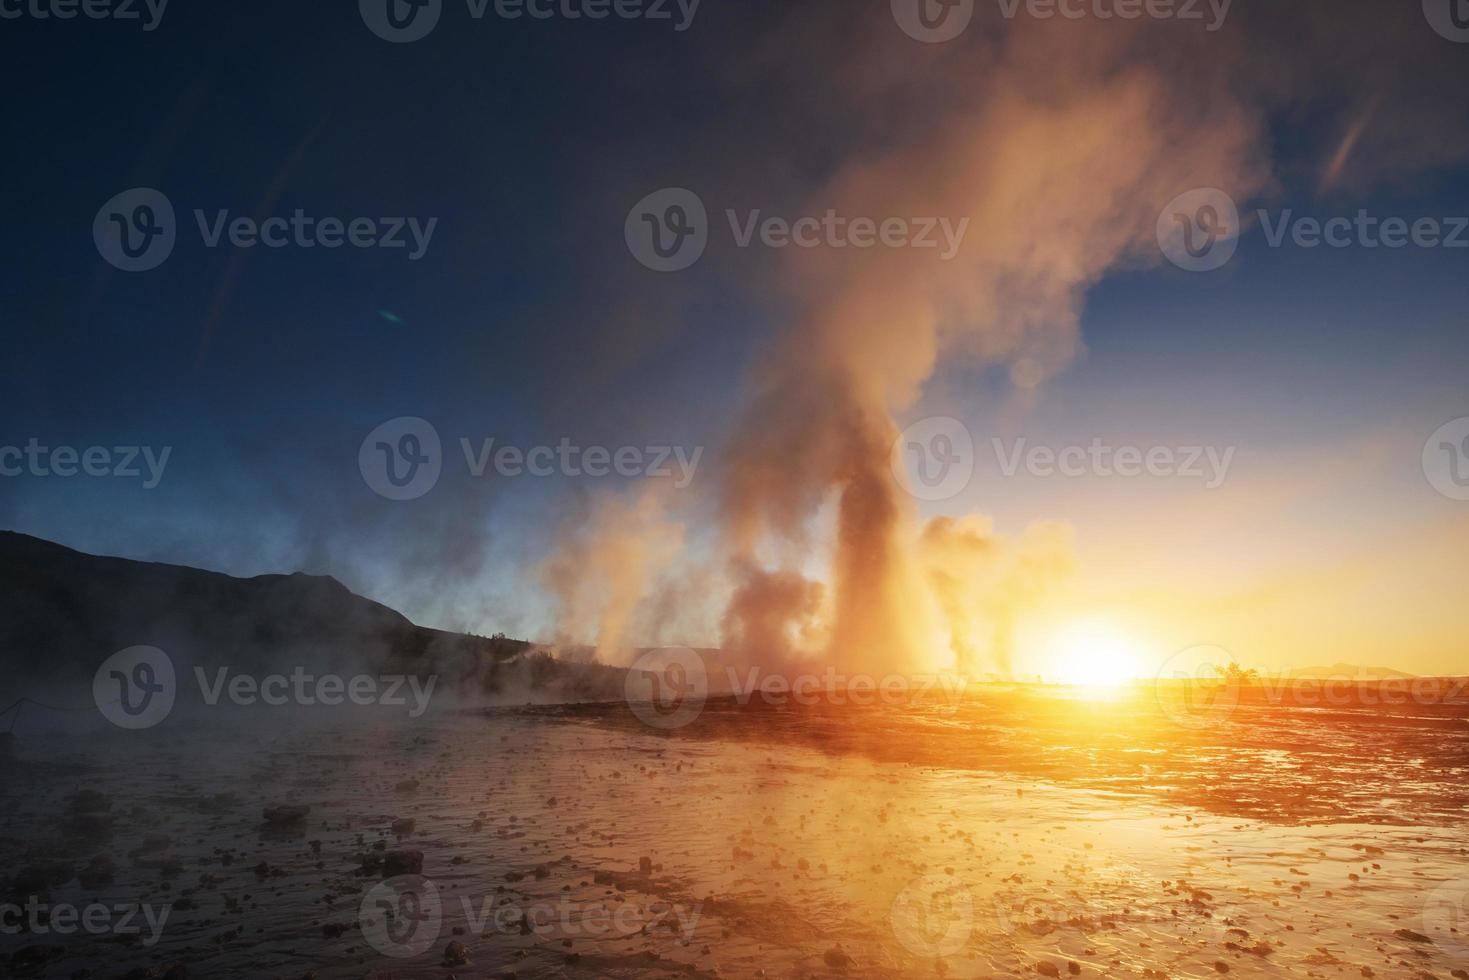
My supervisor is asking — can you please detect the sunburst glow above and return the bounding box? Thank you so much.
[1050,619,1145,689]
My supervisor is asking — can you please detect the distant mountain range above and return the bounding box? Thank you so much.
[1282,663,1419,680]
[1,532,1437,713]
[0,531,620,702]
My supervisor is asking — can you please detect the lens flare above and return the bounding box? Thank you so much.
[1050,619,1144,689]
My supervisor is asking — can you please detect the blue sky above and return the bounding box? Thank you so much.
[2,0,1466,673]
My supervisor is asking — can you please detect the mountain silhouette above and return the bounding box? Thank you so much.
[0,531,533,692]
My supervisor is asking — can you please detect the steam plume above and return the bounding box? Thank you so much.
[719,18,1270,675]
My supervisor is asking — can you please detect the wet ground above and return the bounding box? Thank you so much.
[1,688,1467,979]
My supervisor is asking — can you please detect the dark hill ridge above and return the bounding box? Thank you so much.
[0,531,528,689]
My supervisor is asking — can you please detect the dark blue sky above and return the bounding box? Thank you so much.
[2,0,1466,663]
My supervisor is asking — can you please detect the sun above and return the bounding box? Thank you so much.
[1050,619,1145,689]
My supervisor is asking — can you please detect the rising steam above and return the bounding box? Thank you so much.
[716,19,1270,675]
[536,12,1285,678]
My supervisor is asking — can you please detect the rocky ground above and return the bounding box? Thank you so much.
[1,703,1466,979]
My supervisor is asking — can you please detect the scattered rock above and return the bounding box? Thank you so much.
[383,850,424,876]
[10,860,73,896]
[130,835,171,856]
[443,940,470,967]
[67,790,113,815]
[7,944,64,974]
[78,855,115,889]
[117,965,187,979]
[263,805,311,826]
[823,946,852,970]
[64,791,116,839]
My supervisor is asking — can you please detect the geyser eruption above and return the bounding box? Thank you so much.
[716,17,1270,676]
